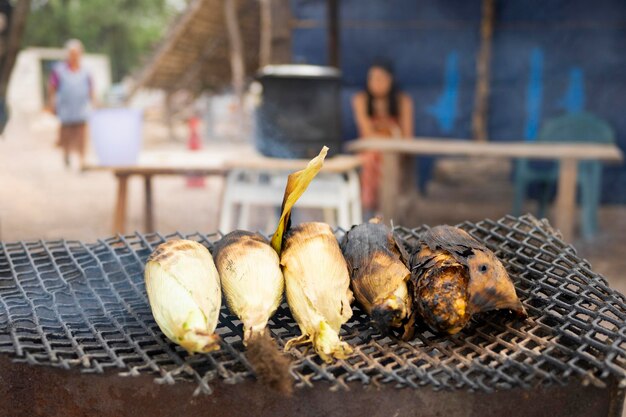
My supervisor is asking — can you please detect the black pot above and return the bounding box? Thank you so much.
[254,65,342,159]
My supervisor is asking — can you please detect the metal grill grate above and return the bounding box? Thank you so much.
[1,214,625,394]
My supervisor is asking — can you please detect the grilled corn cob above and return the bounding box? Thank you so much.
[341,218,414,339]
[213,230,291,394]
[411,225,526,334]
[269,146,353,362]
[145,239,221,353]
[281,222,353,362]
[213,231,284,343]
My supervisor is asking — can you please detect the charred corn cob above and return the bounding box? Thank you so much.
[411,225,526,334]
[145,239,221,353]
[341,218,414,339]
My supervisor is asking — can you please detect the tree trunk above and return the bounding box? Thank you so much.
[165,91,177,142]
[471,0,495,142]
[224,0,246,139]
[327,0,339,68]
[0,0,30,97]
[259,0,271,68]
[225,0,245,99]
[269,0,292,64]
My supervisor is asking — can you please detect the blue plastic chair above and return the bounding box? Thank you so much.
[512,112,615,239]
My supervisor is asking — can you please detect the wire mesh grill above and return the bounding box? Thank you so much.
[1,214,625,394]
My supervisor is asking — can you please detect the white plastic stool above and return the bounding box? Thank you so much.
[219,168,362,233]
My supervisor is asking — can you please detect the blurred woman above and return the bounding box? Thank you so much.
[352,60,413,215]
[48,39,94,169]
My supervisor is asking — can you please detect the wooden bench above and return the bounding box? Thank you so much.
[347,138,623,241]
[84,150,361,234]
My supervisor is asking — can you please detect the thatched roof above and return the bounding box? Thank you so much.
[131,0,260,94]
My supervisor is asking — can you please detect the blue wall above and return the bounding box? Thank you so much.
[290,0,626,203]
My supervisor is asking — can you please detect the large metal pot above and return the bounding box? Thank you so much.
[254,65,342,159]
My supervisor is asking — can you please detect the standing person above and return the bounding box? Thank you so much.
[352,60,414,217]
[48,39,94,169]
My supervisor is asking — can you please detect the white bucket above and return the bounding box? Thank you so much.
[89,108,142,166]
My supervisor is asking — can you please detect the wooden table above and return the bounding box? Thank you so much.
[84,150,361,234]
[84,151,228,234]
[347,138,624,241]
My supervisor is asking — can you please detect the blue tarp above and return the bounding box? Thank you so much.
[290,0,626,203]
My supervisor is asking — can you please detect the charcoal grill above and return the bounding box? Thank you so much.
[1,214,625,417]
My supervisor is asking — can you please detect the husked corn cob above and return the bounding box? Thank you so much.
[145,240,221,353]
[213,230,292,394]
[281,222,353,362]
[213,231,284,343]
[269,146,354,362]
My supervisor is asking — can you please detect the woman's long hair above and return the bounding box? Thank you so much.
[366,59,400,118]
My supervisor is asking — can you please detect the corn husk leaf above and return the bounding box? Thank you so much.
[145,240,221,354]
[270,146,328,254]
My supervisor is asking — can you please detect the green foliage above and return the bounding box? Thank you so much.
[22,0,181,81]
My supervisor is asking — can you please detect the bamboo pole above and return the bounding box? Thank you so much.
[269,0,292,63]
[225,0,245,100]
[224,0,246,138]
[471,0,495,142]
[327,0,339,68]
[259,0,271,68]
[164,91,181,142]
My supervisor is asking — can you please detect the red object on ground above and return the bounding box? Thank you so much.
[186,116,205,187]
[187,116,202,151]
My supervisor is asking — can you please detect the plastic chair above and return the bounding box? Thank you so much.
[512,112,615,239]
[219,169,362,233]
